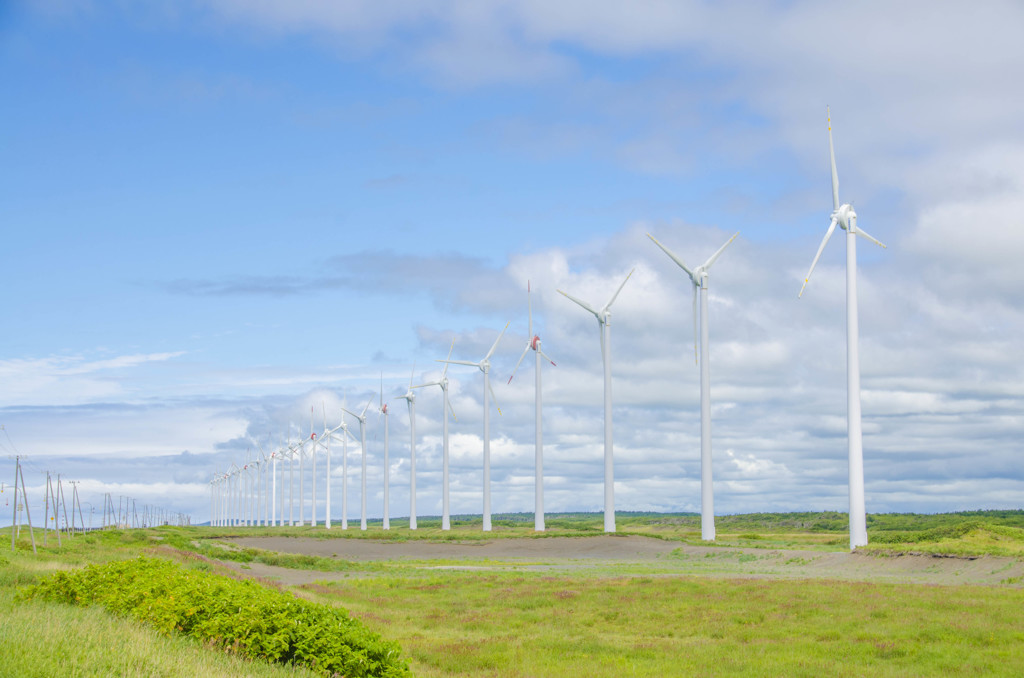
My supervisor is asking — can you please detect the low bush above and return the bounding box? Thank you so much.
[19,556,409,678]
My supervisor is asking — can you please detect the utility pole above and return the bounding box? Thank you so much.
[10,457,36,554]
[57,476,70,537]
[43,472,51,547]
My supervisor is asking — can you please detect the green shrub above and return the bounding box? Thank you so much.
[19,556,409,678]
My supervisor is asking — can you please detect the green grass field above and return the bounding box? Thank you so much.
[3,510,1023,676]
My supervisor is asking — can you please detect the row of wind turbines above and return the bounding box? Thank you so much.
[210,111,883,549]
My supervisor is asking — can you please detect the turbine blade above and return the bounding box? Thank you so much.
[828,107,839,211]
[438,359,480,368]
[488,379,501,416]
[508,343,531,384]
[603,268,635,312]
[484,321,509,362]
[799,217,838,298]
[360,396,374,418]
[441,339,455,379]
[537,348,557,366]
[408,362,416,389]
[558,289,599,318]
[447,395,457,422]
[410,381,440,390]
[527,280,533,339]
[854,225,886,249]
[648,233,697,281]
[702,232,739,270]
[692,284,699,366]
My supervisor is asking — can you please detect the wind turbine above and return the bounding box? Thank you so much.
[411,340,457,530]
[309,408,318,527]
[320,404,332,530]
[647,231,738,542]
[439,323,509,532]
[317,405,359,530]
[509,281,557,532]
[558,268,634,533]
[396,365,419,529]
[799,108,886,550]
[378,374,391,530]
[342,396,375,531]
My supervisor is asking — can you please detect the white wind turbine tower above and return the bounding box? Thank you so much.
[411,340,457,530]
[295,425,307,526]
[320,404,333,530]
[309,404,353,530]
[336,413,358,530]
[508,282,557,532]
[378,375,391,531]
[439,324,509,532]
[647,231,738,542]
[308,408,319,527]
[558,269,634,533]
[799,109,886,550]
[316,404,358,530]
[342,396,375,531]
[396,366,419,529]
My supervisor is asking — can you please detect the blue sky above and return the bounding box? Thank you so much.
[2,1,1023,526]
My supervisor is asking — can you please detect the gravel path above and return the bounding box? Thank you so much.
[220,535,1024,588]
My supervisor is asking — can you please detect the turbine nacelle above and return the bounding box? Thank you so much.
[833,203,856,232]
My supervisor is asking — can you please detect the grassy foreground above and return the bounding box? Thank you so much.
[304,571,1023,677]
[3,510,1024,676]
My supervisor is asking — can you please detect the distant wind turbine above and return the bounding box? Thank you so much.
[309,408,318,527]
[396,365,419,529]
[647,230,738,542]
[308,403,345,529]
[558,268,634,533]
[799,108,886,550]
[439,323,509,532]
[508,282,557,532]
[342,396,376,531]
[411,340,457,530]
[319,405,360,530]
[379,374,391,531]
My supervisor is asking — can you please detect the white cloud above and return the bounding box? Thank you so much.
[0,352,184,407]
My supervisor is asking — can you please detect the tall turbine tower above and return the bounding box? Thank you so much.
[379,375,391,531]
[647,231,738,541]
[342,397,375,531]
[799,108,886,550]
[558,269,634,533]
[309,408,318,527]
[411,340,457,530]
[330,411,359,530]
[396,366,418,530]
[509,282,557,532]
[439,324,509,532]
[309,404,346,529]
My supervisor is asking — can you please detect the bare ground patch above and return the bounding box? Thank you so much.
[219,535,1024,588]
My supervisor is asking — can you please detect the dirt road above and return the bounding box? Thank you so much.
[221,535,1024,588]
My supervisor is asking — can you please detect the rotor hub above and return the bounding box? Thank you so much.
[834,203,855,231]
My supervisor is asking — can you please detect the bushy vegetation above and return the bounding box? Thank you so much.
[19,556,410,678]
